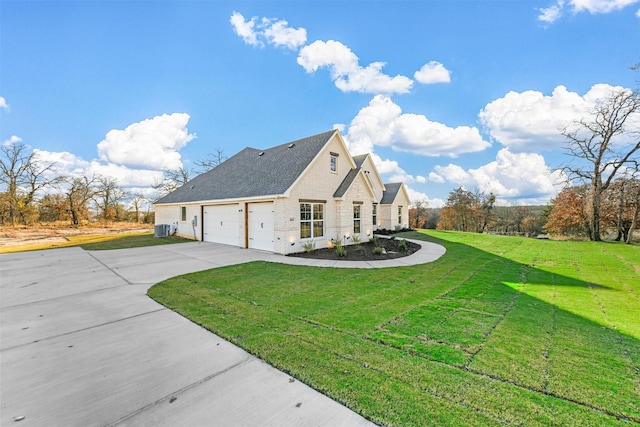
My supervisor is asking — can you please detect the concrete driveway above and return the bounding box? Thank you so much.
[0,240,445,426]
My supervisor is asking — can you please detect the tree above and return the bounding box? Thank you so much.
[194,148,227,173]
[129,193,149,223]
[0,140,60,224]
[64,176,96,225]
[94,177,126,221]
[561,88,640,241]
[152,167,192,199]
[409,199,429,229]
[437,186,495,233]
[38,194,70,222]
[544,185,589,237]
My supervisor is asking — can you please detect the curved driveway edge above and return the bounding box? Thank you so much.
[0,239,445,426]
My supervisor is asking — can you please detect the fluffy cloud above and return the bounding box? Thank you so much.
[96,113,195,170]
[414,61,451,84]
[538,0,640,23]
[478,84,636,151]
[2,135,22,146]
[405,186,444,208]
[432,149,566,204]
[230,12,307,50]
[0,96,9,111]
[370,153,426,185]
[345,95,490,157]
[297,40,414,94]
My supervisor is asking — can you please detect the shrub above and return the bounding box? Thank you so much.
[352,234,361,244]
[302,240,316,252]
[399,239,407,251]
[370,235,378,244]
[373,246,384,255]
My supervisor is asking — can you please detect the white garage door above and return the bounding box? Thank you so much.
[203,204,240,247]
[248,202,274,252]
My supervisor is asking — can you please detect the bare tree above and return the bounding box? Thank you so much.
[561,88,640,241]
[194,148,227,173]
[94,177,127,221]
[152,167,192,199]
[64,176,97,225]
[129,193,149,223]
[0,140,61,224]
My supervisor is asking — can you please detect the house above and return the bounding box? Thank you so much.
[154,130,412,254]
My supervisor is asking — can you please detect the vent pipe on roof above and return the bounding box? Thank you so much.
[258,152,264,156]
[288,143,295,148]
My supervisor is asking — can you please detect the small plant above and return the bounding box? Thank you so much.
[399,239,407,252]
[352,234,361,244]
[370,235,378,245]
[372,246,384,255]
[302,240,316,253]
[335,239,347,257]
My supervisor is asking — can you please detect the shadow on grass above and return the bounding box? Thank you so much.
[149,230,640,425]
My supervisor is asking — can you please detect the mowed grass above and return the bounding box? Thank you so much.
[148,230,640,426]
[0,232,192,253]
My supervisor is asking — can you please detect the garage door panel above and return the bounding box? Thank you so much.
[248,203,274,252]
[204,205,240,246]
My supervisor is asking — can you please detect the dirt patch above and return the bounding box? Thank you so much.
[0,223,153,247]
[288,237,420,261]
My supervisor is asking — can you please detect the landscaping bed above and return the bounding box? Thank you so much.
[287,236,421,261]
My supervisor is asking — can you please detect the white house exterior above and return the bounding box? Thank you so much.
[154,130,412,254]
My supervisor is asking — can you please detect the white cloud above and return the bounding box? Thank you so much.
[96,113,195,170]
[538,3,564,23]
[262,18,307,50]
[2,135,23,147]
[434,149,566,204]
[478,83,637,151]
[405,186,444,208]
[414,61,451,84]
[538,0,639,23]
[345,95,490,157]
[297,40,413,94]
[230,12,307,50]
[230,12,260,46]
[571,0,639,13]
[0,96,9,111]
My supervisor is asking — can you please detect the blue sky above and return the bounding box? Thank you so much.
[1,0,639,207]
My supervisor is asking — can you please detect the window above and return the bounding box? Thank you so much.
[330,154,337,172]
[353,205,361,234]
[398,206,403,225]
[372,203,377,226]
[300,203,324,238]
[181,206,187,221]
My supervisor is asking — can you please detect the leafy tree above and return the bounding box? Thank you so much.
[437,186,495,233]
[561,88,640,241]
[544,185,589,237]
[38,193,70,222]
[409,199,429,229]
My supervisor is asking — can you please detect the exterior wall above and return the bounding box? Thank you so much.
[282,133,356,254]
[359,156,384,202]
[379,187,411,230]
[334,175,373,245]
[155,203,202,240]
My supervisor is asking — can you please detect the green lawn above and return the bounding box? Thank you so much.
[148,230,640,426]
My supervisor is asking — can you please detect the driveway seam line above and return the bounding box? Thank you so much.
[0,308,167,352]
[105,356,254,427]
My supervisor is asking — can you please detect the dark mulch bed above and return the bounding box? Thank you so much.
[287,237,421,261]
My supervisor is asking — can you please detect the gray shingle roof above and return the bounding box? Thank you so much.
[155,130,337,204]
[380,182,403,205]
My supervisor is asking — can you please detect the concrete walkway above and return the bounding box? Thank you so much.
[0,239,445,426]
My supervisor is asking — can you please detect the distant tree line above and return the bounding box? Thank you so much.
[0,138,226,227]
